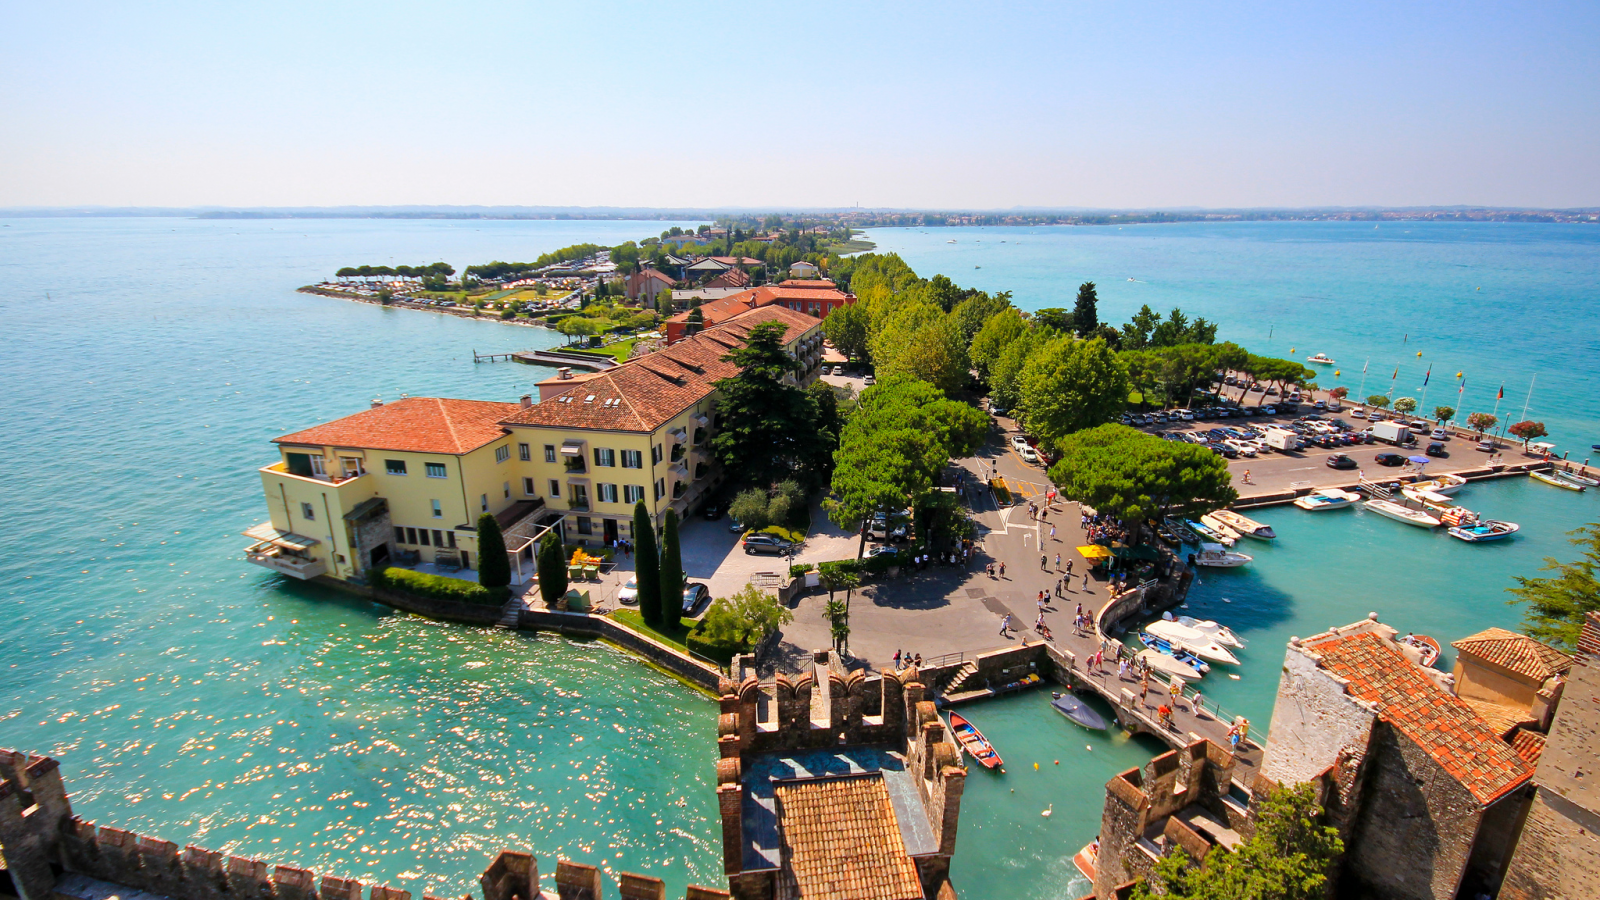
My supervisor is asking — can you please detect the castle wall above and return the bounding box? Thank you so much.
[1260,646,1377,788]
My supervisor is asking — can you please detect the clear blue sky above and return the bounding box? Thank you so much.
[3,1,1597,209]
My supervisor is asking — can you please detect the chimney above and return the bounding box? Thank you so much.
[371,399,384,408]
[520,394,533,408]
[558,367,572,380]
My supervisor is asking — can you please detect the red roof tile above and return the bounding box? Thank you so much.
[1451,628,1572,682]
[774,775,923,900]
[501,305,819,434]
[1509,729,1546,766]
[1304,630,1533,805]
[274,397,518,455]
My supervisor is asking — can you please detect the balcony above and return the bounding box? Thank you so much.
[668,427,688,445]
[566,498,591,512]
[262,461,368,486]
[563,458,587,474]
[245,548,327,580]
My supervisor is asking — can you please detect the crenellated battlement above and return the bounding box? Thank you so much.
[0,749,730,900]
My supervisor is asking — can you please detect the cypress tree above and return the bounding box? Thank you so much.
[477,513,510,590]
[536,529,567,607]
[659,509,684,630]
[633,501,662,627]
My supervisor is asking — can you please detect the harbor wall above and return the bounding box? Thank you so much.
[1233,459,1555,509]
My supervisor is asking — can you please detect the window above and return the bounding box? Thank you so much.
[431,529,444,547]
[300,502,315,520]
[393,526,405,544]
[548,480,561,498]
[577,517,593,535]
[495,445,511,464]
[598,483,617,503]
[310,455,327,476]
[480,494,488,512]
[621,449,643,469]
[523,477,536,495]
[419,529,431,546]
[570,484,589,509]
[425,462,447,478]
[624,484,644,503]
[518,443,531,462]
[503,481,511,499]
[385,459,407,476]
[544,445,557,463]
[431,500,442,518]
[651,444,663,465]
[653,479,665,500]
[594,447,615,467]
[446,531,457,549]
[406,527,418,544]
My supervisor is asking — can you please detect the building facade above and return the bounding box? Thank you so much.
[663,281,855,345]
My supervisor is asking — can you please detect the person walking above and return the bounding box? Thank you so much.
[893,649,902,669]
[1191,690,1204,718]
[1242,469,1252,484]
[1040,553,1048,570]
[999,561,1006,578]
[1169,678,1183,710]
[1082,572,1090,592]
[1054,552,1062,570]
[1065,559,1074,578]
[1050,524,1057,542]
[999,614,1013,637]
[1139,672,1150,704]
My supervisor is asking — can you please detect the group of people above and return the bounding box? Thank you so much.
[1081,510,1128,545]
[891,649,924,670]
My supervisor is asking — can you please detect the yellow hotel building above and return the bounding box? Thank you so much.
[243,305,823,586]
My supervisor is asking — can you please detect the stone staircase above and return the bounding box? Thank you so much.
[939,661,981,696]
[495,599,521,629]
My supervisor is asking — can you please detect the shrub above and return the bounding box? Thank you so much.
[477,513,510,589]
[688,584,794,662]
[730,488,771,531]
[370,566,503,606]
[789,562,814,578]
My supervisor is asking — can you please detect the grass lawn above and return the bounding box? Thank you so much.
[590,337,639,360]
[610,608,694,652]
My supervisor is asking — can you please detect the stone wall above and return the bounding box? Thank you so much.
[1260,641,1377,788]
[0,751,731,900]
[1089,741,1236,900]
[519,608,724,692]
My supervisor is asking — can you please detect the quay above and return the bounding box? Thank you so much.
[508,347,618,370]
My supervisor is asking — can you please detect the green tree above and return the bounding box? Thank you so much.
[536,530,567,607]
[730,488,772,531]
[1468,411,1498,434]
[1508,523,1600,650]
[1366,394,1392,409]
[1072,282,1100,337]
[822,597,851,653]
[658,509,684,626]
[968,307,1030,380]
[1019,337,1130,448]
[633,501,663,627]
[711,321,831,487]
[950,291,1013,345]
[476,513,510,590]
[695,584,794,649]
[1434,405,1456,425]
[1048,424,1236,531]
[1032,307,1075,333]
[1132,782,1342,900]
[988,326,1049,412]
[1509,420,1548,448]
[1394,397,1419,415]
[685,306,705,335]
[822,301,872,364]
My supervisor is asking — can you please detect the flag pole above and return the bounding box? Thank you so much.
[1519,374,1536,424]
[1357,359,1369,401]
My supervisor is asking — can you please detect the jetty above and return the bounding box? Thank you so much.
[508,348,618,370]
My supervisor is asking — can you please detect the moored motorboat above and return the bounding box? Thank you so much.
[1199,514,1243,543]
[1448,519,1520,542]
[948,712,1002,769]
[1211,510,1276,540]
[1146,620,1241,665]
[1051,692,1109,731]
[1135,649,1197,682]
[1187,519,1236,547]
[1555,469,1600,488]
[1138,632,1212,675]
[1531,470,1586,492]
[1190,542,1253,567]
[1399,634,1442,667]
[1294,488,1360,511]
[1363,498,1442,528]
[1073,840,1099,882]
[1306,353,1336,365]
[1409,474,1468,495]
[1166,517,1203,544]
[1173,615,1246,648]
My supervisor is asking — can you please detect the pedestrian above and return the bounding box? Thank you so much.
[1118,658,1129,680]
[1139,673,1150,702]
[999,614,1012,637]
[1050,524,1057,541]
[1035,612,1046,631]
[1054,577,1063,599]
[1075,603,1083,620]
[1082,572,1090,591]
[999,561,1006,578]
[893,649,902,668]
[1191,690,1204,717]
[1040,553,1048,570]
[986,562,994,578]
[1054,552,1062,570]
[1169,678,1182,709]
[1243,469,1252,484]
[1157,703,1172,728]
[914,653,923,668]
[1065,559,1073,577]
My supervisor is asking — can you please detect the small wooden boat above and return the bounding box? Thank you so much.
[948,712,1002,769]
[1051,692,1109,731]
[1211,510,1276,540]
[1531,470,1586,492]
[1147,620,1240,664]
[1363,499,1442,528]
[1187,519,1236,547]
[1449,519,1520,542]
[1555,469,1600,488]
[1138,633,1211,675]
[1073,841,1099,882]
[1165,517,1203,544]
[1400,634,1442,667]
[1294,488,1360,511]
[1175,615,1245,648]
[1198,514,1242,543]
[1190,543,1253,568]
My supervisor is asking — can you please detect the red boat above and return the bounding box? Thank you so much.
[948,712,1003,770]
[1400,634,1442,667]
[1073,840,1099,882]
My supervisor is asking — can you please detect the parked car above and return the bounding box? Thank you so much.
[729,517,746,533]
[702,502,723,520]
[1374,452,1406,467]
[1326,454,1358,470]
[1351,408,1367,419]
[618,576,642,605]
[1426,442,1449,458]
[1313,400,1327,411]
[1211,444,1238,459]
[681,582,711,614]
[1019,445,1039,464]
[1011,435,1030,452]
[742,533,796,555]
[863,374,876,386]
[1431,429,1449,441]
[1225,440,1258,458]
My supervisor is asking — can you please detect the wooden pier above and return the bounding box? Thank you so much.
[472,349,517,363]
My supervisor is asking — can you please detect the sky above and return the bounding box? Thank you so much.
[2,1,1598,210]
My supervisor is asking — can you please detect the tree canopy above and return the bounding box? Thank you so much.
[710,321,835,488]
[1508,523,1600,650]
[1509,420,1548,446]
[1019,337,1130,449]
[1047,424,1237,525]
[1119,305,1218,350]
[822,301,871,363]
[968,307,1031,380]
[1072,282,1100,336]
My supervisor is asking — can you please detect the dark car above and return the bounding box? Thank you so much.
[1326,454,1358,470]
[1211,444,1239,459]
[681,582,711,614]
[702,502,723,520]
[1426,442,1449,458]
[742,533,796,555]
[1374,452,1406,467]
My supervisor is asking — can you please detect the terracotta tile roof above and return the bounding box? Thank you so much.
[1509,729,1546,766]
[773,775,923,900]
[710,256,763,266]
[1462,699,1536,736]
[501,305,819,434]
[1304,630,1533,805]
[706,267,751,289]
[777,279,836,289]
[665,284,853,332]
[1451,628,1572,682]
[274,397,517,455]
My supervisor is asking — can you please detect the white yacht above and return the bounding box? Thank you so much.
[1191,542,1253,567]
[1294,488,1360,511]
[1363,498,1442,528]
[1306,353,1336,365]
[1409,474,1468,495]
[1173,615,1246,649]
[1210,510,1277,540]
[1145,620,1241,665]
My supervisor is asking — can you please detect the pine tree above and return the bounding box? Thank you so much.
[659,509,685,630]
[536,530,567,607]
[477,513,510,590]
[1073,282,1099,337]
[633,501,662,627]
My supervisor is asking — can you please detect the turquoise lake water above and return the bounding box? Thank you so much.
[1,217,1597,900]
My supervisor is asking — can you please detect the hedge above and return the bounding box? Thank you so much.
[686,621,748,664]
[370,566,505,606]
[788,562,814,578]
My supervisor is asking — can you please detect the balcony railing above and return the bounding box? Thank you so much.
[245,549,327,580]
[563,459,587,473]
[567,498,591,511]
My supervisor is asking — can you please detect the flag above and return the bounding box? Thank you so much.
[1497,384,1504,400]
[1392,367,1398,379]
[1362,360,1369,374]
[1423,366,1430,386]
